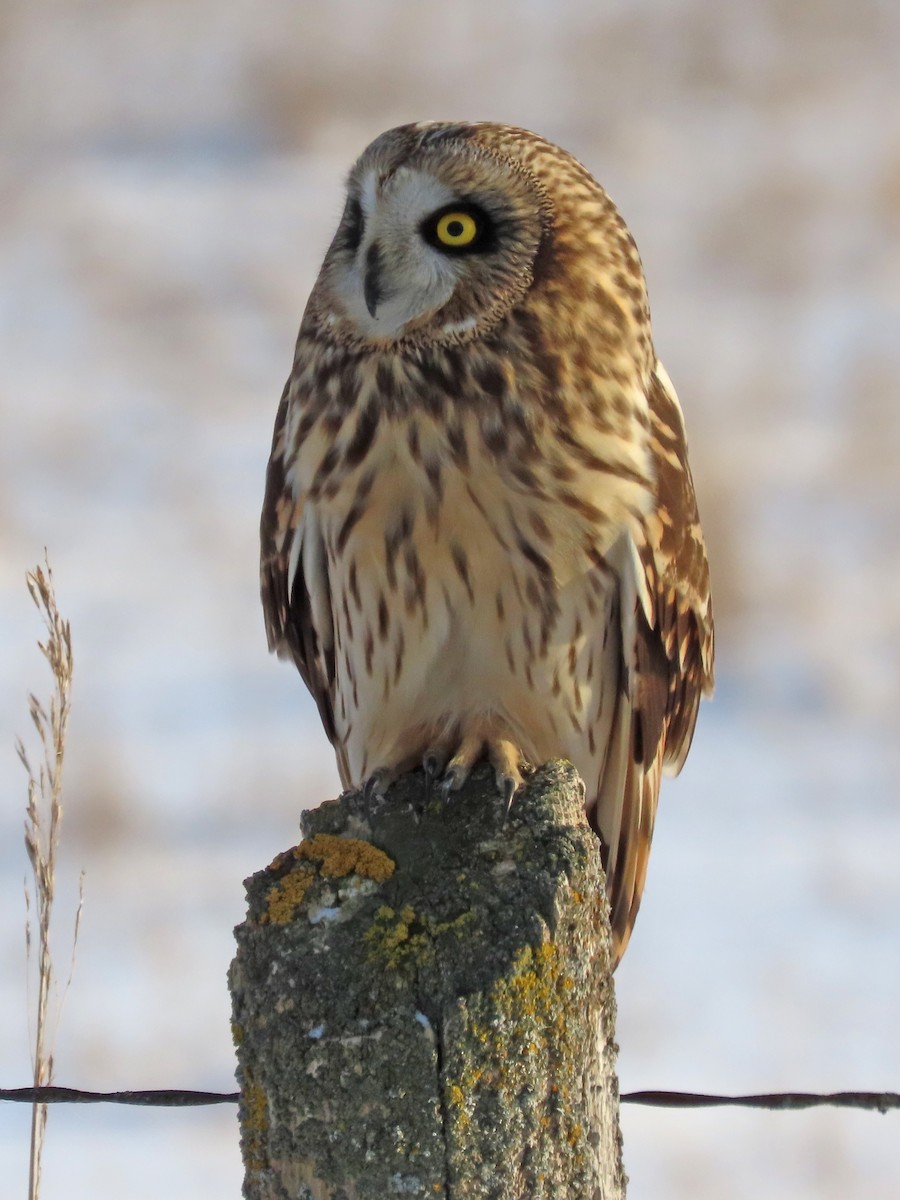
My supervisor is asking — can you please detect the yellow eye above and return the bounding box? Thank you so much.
[435,210,479,247]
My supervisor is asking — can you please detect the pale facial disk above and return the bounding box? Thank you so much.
[334,167,467,338]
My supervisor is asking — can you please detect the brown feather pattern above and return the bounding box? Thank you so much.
[260,122,714,966]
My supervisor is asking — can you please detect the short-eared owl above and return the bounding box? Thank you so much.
[261,122,714,964]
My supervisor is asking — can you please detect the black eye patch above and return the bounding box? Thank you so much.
[341,197,365,253]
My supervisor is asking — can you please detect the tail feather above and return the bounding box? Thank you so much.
[588,684,662,969]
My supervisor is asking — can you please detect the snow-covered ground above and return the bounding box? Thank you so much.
[2,2,899,1196]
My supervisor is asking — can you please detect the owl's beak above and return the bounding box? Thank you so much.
[363,242,384,318]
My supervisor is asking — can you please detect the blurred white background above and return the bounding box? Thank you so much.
[2,2,899,1196]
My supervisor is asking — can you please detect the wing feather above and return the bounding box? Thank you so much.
[260,379,347,780]
[589,361,714,964]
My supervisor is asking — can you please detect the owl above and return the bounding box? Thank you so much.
[261,122,714,965]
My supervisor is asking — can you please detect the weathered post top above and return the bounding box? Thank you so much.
[230,760,625,1199]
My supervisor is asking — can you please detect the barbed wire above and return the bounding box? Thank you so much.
[621,1090,900,1114]
[2,1085,898,1114]
[0,1087,238,1107]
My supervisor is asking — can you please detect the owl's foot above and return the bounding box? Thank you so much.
[433,726,524,811]
[362,767,398,819]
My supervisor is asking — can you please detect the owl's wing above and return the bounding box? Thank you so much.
[642,360,715,769]
[260,381,348,783]
[591,360,714,964]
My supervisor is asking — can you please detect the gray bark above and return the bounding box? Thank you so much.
[229,760,626,1199]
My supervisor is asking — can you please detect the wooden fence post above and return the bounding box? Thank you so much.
[229,760,626,1199]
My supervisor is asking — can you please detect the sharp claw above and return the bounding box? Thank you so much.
[501,775,518,825]
[440,770,460,806]
[363,780,378,821]
[423,752,442,804]
[363,771,388,820]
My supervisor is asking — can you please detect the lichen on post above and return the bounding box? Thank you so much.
[229,760,626,1199]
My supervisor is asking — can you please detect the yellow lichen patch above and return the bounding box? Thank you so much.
[498,943,580,1088]
[295,833,396,883]
[262,864,316,925]
[240,1074,269,1173]
[365,904,476,972]
[365,904,426,970]
[445,939,587,1159]
[231,1021,244,1048]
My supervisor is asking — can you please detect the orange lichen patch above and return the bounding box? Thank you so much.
[294,833,395,884]
[261,836,395,926]
[262,864,316,925]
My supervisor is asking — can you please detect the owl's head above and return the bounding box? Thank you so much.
[308,122,561,346]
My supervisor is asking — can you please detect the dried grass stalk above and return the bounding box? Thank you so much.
[17,556,81,1200]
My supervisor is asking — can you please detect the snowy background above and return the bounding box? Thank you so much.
[2,1,899,1196]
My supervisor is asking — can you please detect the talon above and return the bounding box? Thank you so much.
[440,732,484,802]
[422,750,445,805]
[428,723,525,815]
[440,770,459,806]
[343,786,366,819]
[363,769,392,820]
[500,775,518,823]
